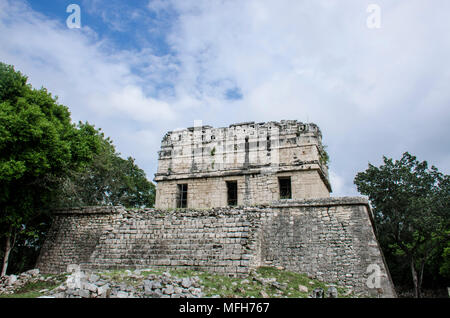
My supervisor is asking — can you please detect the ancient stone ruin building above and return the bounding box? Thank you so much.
[154,120,331,209]
[36,120,397,297]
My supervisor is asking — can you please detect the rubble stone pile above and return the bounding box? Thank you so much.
[0,269,60,295]
[42,265,205,298]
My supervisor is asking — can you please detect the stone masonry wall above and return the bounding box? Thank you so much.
[257,198,396,297]
[154,120,332,209]
[155,169,330,209]
[36,198,396,297]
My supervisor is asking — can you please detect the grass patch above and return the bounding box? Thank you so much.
[98,268,167,287]
[99,269,141,287]
[163,266,352,298]
[1,266,353,298]
[0,291,43,298]
[0,274,67,299]
[255,266,350,298]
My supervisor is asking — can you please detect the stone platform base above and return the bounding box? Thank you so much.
[36,197,396,297]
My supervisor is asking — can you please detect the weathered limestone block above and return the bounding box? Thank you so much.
[36,198,396,297]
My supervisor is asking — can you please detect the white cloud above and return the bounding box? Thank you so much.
[0,0,180,181]
[0,0,175,125]
[147,0,173,14]
[160,0,450,187]
[329,171,349,197]
[88,86,174,122]
[1,0,449,192]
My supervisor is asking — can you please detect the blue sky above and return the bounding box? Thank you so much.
[1,0,449,196]
[28,0,174,53]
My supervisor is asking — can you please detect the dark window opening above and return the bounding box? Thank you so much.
[227,181,238,206]
[279,177,292,199]
[177,184,188,208]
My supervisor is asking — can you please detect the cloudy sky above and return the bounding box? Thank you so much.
[1,0,449,196]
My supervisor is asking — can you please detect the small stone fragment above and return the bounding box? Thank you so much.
[260,290,269,298]
[326,286,338,298]
[116,291,129,298]
[298,285,308,293]
[181,278,192,288]
[163,285,174,295]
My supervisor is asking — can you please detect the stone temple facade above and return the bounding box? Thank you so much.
[154,120,332,209]
[36,120,397,297]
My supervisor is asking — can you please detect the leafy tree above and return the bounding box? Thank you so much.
[58,126,155,208]
[354,152,449,297]
[441,239,450,278]
[108,156,155,208]
[0,63,102,275]
[1,62,155,275]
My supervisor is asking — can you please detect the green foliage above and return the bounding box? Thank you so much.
[354,152,449,296]
[438,230,450,278]
[0,62,155,274]
[3,267,353,298]
[0,63,27,106]
[319,145,330,167]
[0,273,67,298]
[171,266,352,298]
[58,128,155,208]
[0,62,104,273]
[101,266,352,298]
[441,248,450,277]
